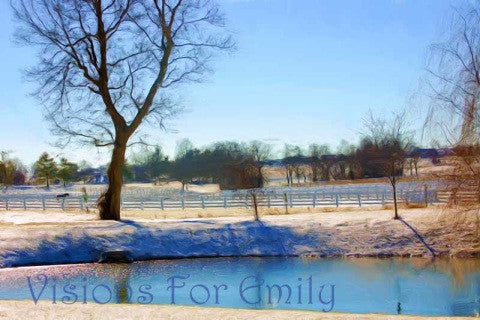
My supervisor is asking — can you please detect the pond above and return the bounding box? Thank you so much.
[0,257,479,316]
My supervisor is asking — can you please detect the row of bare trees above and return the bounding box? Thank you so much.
[278,113,413,219]
[282,113,414,181]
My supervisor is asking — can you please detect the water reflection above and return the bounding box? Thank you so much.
[115,264,132,304]
[0,257,478,316]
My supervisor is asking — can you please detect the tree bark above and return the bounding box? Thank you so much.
[252,192,259,221]
[99,139,127,220]
[391,163,399,220]
[257,166,263,188]
[393,180,399,219]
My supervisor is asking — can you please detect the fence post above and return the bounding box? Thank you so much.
[289,193,293,208]
[160,198,164,210]
[181,194,185,210]
[335,194,339,207]
[313,192,317,208]
[424,184,428,207]
[283,193,288,214]
[382,192,386,206]
[80,198,84,210]
[223,195,227,208]
[61,198,65,211]
[201,196,205,209]
[267,194,271,208]
[141,198,144,210]
[42,197,45,210]
[357,194,362,207]
[5,199,8,211]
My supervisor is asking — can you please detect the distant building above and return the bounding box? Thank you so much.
[409,148,453,165]
[410,148,439,159]
[93,171,108,184]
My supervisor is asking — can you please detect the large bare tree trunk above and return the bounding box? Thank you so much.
[98,140,127,220]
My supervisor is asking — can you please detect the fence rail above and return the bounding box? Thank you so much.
[0,189,441,211]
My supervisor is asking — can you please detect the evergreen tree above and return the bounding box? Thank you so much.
[34,153,58,188]
[58,158,79,187]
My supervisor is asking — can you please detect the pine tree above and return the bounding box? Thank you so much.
[58,158,79,187]
[34,153,58,188]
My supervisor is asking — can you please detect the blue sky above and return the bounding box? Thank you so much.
[0,0,465,165]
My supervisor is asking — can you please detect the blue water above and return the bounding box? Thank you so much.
[0,257,479,316]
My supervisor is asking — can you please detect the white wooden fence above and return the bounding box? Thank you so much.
[0,189,440,211]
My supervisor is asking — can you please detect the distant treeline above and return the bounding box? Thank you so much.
[1,137,445,190]
[119,137,430,190]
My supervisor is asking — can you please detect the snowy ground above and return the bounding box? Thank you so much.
[0,207,478,267]
[0,300,472,320]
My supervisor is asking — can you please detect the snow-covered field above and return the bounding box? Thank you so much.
[0,208,478,267]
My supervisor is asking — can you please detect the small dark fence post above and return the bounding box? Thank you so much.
[424,184,428,207]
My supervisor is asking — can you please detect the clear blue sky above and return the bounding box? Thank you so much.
[0,0,465,166]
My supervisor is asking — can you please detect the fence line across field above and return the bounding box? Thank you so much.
[0,189,442,211]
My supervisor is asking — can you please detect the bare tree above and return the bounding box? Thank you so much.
[425,3,480,209]
[405,151,421,177]
[425,4,480,146]
[0,151,27,188]
[282,144,296,186]
[284,145,304,186]
[336,139,358,180]
[12,0,234,220]
[308,144,330,182]
[360,111,413,219]
[248,140,272,188]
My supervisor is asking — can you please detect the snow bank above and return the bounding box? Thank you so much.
[1,209,478,267]
[0,219,338,267]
